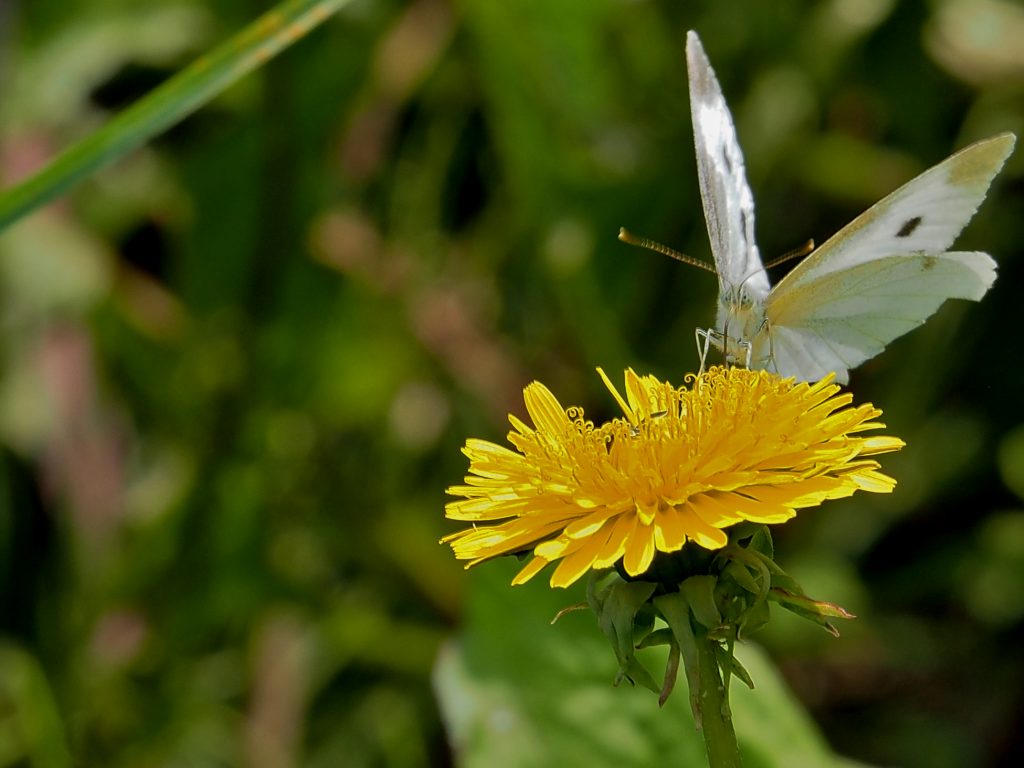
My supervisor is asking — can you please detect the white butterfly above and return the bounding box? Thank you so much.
[625,30,1015,384]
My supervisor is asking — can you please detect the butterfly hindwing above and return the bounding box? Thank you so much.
[758,251,997,382]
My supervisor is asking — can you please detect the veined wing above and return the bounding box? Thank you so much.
[758,250,997,383]
[768,133,1015,296]
[759,132,1013,382]
[686,30,769,299]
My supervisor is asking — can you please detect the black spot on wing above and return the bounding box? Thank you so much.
[896,216,923,238]
[721,147,733,174]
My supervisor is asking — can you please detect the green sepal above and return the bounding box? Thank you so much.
[653,591,702,726]
[762,561,855,636]
[716,643,755,691]
[636,627,674,649]
[737,596,771,638]
[587,574,659,689]
[659,642,682,707]
[680,575,722,631]
[618,656,662,693]
[772,588,855,620]
[721,557,761,595]
[770,587,853,637]
[727,521,774,559]
[581,530,855,712]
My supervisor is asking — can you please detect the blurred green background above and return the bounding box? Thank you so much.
[2,0,1023,766]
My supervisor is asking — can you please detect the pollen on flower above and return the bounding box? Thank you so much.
[442,367,904,588]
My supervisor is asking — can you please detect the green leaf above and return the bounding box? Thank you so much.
[0,0,352,231]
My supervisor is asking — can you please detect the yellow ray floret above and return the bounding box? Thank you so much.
[443,366,904,588]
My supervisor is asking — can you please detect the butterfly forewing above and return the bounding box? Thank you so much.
[758,133,1013,381]
[686,31,769,300]
[768,133,1014,296]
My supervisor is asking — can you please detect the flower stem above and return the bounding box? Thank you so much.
[695,631,743,768]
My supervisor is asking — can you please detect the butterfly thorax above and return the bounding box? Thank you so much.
[715,285,767,366]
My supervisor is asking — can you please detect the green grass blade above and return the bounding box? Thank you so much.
[0,0,352,231]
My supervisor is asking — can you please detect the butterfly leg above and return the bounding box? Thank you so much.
[762,321,779,375]
[696,327,743,371]
[695,327,713,374]
[738,339,753,369]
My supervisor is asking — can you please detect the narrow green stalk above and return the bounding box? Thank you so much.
[0,0,352,231]
[695,632,743,768]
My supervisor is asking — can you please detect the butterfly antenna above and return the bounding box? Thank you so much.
[618,228,716,274]
[762,238,815,270]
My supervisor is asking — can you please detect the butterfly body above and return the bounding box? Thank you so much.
[683,30,1014,383]
[715,284,767,365]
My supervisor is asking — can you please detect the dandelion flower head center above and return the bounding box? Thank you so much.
[443,367,903,588]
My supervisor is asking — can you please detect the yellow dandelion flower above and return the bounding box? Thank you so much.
[443,366,904,588]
